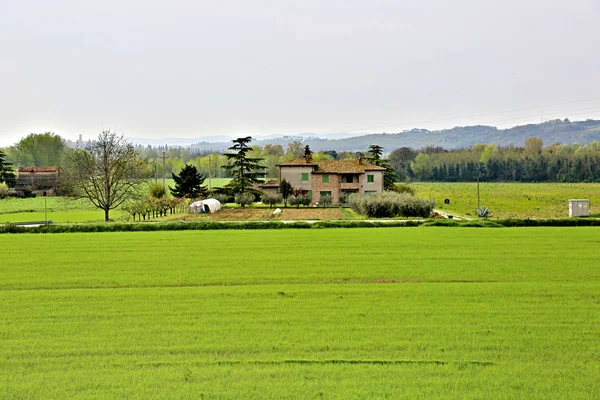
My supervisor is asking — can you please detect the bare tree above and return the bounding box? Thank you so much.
[60,131,146,222]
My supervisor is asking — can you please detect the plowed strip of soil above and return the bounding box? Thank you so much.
[208,208,345,221]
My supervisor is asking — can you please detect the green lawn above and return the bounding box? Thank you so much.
[412,182,600,219]
[1,228,598,399]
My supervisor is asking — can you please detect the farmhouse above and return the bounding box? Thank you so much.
[278,157,385,204]
[16,166,60,193]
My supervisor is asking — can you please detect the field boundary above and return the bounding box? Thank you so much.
[2,217,600,234]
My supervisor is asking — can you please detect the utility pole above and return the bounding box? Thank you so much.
[208,154,212,190]
[161,151,168,192]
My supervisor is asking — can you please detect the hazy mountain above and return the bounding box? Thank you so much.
[130,119,600,152]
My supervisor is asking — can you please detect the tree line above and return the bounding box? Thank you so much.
[396,138,600,183]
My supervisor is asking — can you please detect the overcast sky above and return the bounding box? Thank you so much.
[1,0,599,146]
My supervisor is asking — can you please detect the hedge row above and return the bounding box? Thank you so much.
[2,217,600,234]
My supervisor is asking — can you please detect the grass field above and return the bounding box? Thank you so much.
[0,197,124,223]
[1,228,599,398]
[412,182,600,219]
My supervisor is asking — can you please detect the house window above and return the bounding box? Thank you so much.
[367,174,374,183]
[322,175,329,183]
[301,173,309,181]
[320,191,332,198]
[345,175,353,183]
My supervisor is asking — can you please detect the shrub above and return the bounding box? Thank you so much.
[0,182,8,198]
[338,192,350,205]
[319,194,333,207]
[211,193,232,204]
[476,207,490,218]
[148,183,166,198]
[261,193,282,208]
[348,191,432,218]
[389,183,416,196]
[235,193,254,208]
[289,195,311,209]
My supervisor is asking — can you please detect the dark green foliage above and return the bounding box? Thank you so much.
[304,145,313,161]
[4,218,600,234]
[0,150,17,187]
[222,137,267,194]
[279,179,293,207]
[366,144,396,190]
[170,164,208,198]
[410,139,600,183]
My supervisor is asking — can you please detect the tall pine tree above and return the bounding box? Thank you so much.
[170,164,208,198]
[0,150,17,187]
[222,137,267,194]
[366,144,396,190]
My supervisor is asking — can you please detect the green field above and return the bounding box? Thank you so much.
[0,178,231,223]
[0,197,124,223]
[1,228,598,398]
[412,182,600,219]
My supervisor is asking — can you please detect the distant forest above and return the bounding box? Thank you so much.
[3,119,600,184]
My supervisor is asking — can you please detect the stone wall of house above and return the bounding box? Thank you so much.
[361,170,384,194]
[311,173,341,204]
[280,166,313,191]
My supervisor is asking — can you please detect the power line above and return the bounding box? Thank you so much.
[337,96,600,134]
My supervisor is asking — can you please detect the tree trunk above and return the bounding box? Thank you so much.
[104,208,110,222]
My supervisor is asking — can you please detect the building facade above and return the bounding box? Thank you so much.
[278,158,385,204]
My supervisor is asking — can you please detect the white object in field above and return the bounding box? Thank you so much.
[188,198,222,213]
[272,208,282,215]
[568,199,589,217]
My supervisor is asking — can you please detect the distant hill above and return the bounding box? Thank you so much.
[153,118,600,152]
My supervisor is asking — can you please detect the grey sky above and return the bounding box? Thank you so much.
[1,0,599,146]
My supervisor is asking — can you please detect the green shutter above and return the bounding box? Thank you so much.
[322,175,329,183]
[301,173,308,181]
[367,174,374,183]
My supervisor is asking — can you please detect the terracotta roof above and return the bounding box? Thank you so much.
[278,159,385,173]
[18,167,60,173]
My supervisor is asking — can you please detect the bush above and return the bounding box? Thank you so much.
[319,194,333,207]
[148,183,166,198]
[476,207,490,218]
[289,195,311,209]
[211,193,232,204]
[261,193,283,208]
[235,193,254,208]
[338,192,350,205]
[389,183,416,196]
[0,182,8,198]
[348,191,432,218]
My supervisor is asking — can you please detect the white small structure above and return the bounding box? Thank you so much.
[188,198,222,214]
[272,208,282,215]
[568,199,589,217]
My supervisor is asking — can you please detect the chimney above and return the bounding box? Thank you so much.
[358,156,363,165]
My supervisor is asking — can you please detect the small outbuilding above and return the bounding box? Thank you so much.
[568,199,589,217]
[188,198,222,214]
